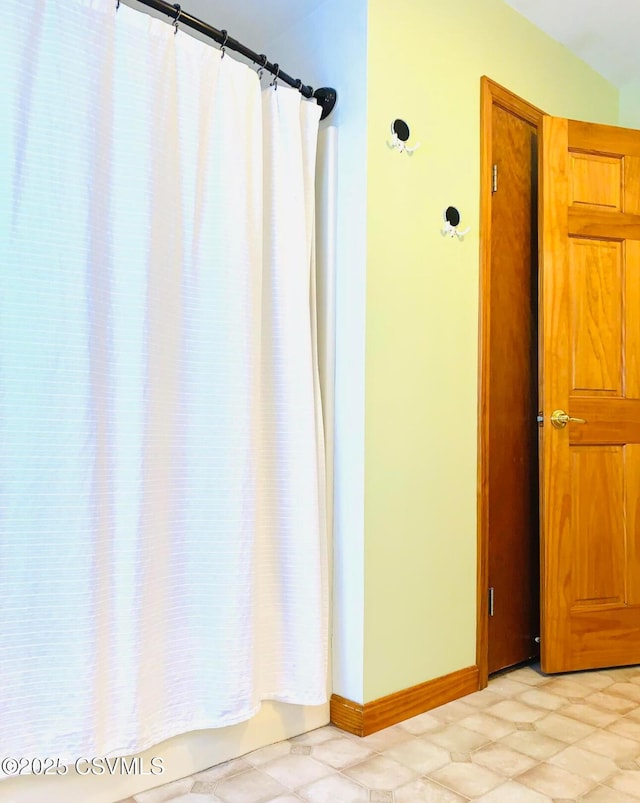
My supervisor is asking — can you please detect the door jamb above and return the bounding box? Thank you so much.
[476,77,545,688]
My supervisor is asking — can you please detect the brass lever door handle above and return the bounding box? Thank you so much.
[550,409,587,429]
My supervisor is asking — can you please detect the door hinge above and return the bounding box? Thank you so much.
[488,586,495,617]
[492,164,498,193]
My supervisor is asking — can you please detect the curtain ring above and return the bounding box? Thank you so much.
[270,64,280,90]
[294,79,303,94]
[116,0,120,10]
[256,54,268,80]
[172,3,182,35]
[220,30,229,59]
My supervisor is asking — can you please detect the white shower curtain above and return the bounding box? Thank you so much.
[0,0,327,761]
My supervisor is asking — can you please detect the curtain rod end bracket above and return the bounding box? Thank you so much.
[313,87,337,120]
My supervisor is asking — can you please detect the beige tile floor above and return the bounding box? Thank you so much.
[120,663,640,802]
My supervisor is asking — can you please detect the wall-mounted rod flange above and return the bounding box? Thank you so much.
[314,87,338,120]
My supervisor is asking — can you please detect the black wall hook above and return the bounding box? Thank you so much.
[392,119,410,142]
[444,207,460,227]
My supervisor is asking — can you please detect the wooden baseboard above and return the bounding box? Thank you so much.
[330,665,479,736]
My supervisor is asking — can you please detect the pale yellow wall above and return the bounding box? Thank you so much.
[363,0,618,701]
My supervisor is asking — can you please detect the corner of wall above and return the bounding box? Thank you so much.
[619,81,640,129]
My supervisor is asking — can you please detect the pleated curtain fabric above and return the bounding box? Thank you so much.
[0,0,327,761]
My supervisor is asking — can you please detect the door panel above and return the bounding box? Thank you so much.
[569,238,622,394]
[570,445,624,606]
[569,153,622,211]
[627,445,640,607]
[540,115,640,673]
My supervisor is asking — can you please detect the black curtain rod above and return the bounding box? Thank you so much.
[130,0,337,119]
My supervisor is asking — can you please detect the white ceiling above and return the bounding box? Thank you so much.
[132,0,640,91]
[126,0,328,56]
[502,0,640,88]
[168,0,328,52]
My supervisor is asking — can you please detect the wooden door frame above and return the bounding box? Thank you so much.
[476,77,545,688]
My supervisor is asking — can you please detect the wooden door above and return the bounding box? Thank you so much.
[540,116,640,673]
[486,100,540,674]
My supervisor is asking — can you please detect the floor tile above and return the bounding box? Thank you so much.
[547,744,618,782]
[625,707,640,724]
[617,759,640,771]
[428,760,503,797]
[486,699,547,723]
[357,725,412,752]
[471,742,538,777]
[382,736,451,774]
[585,691,638,714]
[542,678,593,699]
[604,768,640,798]
[600,667,640,682]
[428,723,491,753]
[259,755,331,790]
[308,735,374,769]
[215,768,289,803]
[576,728,640,761]
[487,677,533,697]
[369,792,393,803]
[289,727,342,746]
[429,699,477,724]
[533,712,595,743]
[298,773,368,803]
[191,781,221,794]
[472,779,551,802]
[458,711,517,740]
[460,689,505,709]
[560,702,619,728]
[606,717,640,743]
[499,729,566,761]
[569,672,615,691]
[607,682,640,704]
[506,666,549,687]
[517,688,566,711]
[582,785,640,802]
[394,777,467,802]
[193,759,253,783]
[265,797,302,803]
[515,762,595,798]
[342,754,418,790]
[397,710,441,735]
[135,778,195,802]
[246,742,293,766]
